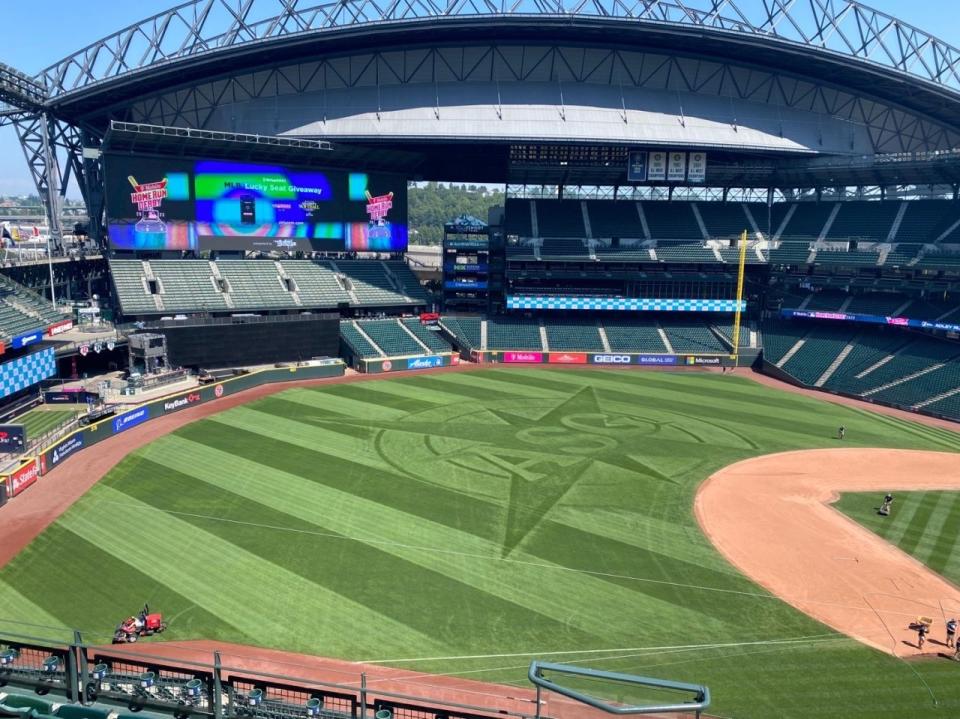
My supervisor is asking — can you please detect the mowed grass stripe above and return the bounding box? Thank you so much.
[896,492,941,557]
[532,370,923,448]
[317,383,439,414]
[182,422,510,539]
[912,492,958,567]
[276,387,408,419]
[926,493,960,577]
[247,398,377,441]
[1,522,250,644]
[59,485,450,657]
[141,435,741,642]
[208,406,390,472]
[421,372,569,399]
[836,491,960,590]
[110,458,599,653]
[0,579,71,635]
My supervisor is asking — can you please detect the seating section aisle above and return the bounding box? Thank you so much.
[602,319,668,353]
[151,260,229,312]
[642,202,702,240]
[824,202,900,242]
[441,316,482,350]
[763,319,960,420]
[779,325,859,385]
[544,320,604,351]
[281,261,350,306]
[340,321,381,358]
[402,318,454,353]
[486,317,543,350]
[217,261,291,309]
[586,201,643,238]
[660,320,726,354]
[355,319,423,356]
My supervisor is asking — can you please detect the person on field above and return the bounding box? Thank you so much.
[917,621,929,650]
[838,425,846,440]
[947,618,957,648]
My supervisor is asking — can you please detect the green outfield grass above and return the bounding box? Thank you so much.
[17,407,77,440]
[1,369,960,718]
[835,491,960,586]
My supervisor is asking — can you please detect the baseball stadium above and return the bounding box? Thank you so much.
[1,0,960,717]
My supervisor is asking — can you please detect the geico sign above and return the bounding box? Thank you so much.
[593,354,632,364]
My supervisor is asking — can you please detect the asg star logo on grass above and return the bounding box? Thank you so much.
[316,387,684,556]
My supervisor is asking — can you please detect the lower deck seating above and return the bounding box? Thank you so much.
[779,325,859,385]
[340,321,381,358]
[544,320,604,351]
[603,319,668,353]
[486,317,543,350]
[441,316,482,349]
[402,318,453,352]
[355,319,423,356]
[661,320,726,354]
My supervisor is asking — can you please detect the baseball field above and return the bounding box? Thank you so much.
[1,368,959,718]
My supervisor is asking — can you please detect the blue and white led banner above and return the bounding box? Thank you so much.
[0,348,55,400]
[782,309,960,334]
[507,296,745,312]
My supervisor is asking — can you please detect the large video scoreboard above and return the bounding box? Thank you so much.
[104,154,408,253]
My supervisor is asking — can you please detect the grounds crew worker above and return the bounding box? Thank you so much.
[947,618,957,648]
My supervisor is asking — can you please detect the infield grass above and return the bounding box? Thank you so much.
[2,369,960,718]
[836,491,960,587]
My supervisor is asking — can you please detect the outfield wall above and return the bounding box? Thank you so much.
[469,350,743,367]
[0,361,345,501]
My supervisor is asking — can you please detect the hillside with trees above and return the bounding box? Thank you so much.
[408,182,503,244]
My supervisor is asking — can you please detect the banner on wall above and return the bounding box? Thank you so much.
[647,152,667,181]
[6,458,38,497]
[627,152,647,182]
[667,152,687,182]
[687,152,707,183]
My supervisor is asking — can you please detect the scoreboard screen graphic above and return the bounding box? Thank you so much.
[105,154,407,253]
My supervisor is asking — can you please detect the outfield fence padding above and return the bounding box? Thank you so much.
[28,362,344,481]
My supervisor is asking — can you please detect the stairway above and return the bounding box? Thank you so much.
[772,204,797,241]
[597,321,612,353]
[398,319,431,353]
[863,364,946,397]
[352,321,386,357]
[815,336,859,387]
[530,200,539,238]
[915,386,960,409]
[656,324,675,354]
[581,201,593,238]
[636,202,651,240]
[776,338,807,368]
[276,261,302,306]
[539,319,550,351]
[886,202,908,242]
[690,203,710,241]
[480,318,488,350]
[856,354,895,380]
[210,261,234,308]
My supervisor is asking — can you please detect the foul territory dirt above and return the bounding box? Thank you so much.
[696,448,960,658]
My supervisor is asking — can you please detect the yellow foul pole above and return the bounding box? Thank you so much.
[731,229,748,367]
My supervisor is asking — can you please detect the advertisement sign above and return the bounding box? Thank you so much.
[0,424,25,450]
[592,354,633,365]
[685,356,723,366]
[781,309,960,334]
[7,458,38,497]
[647,152,667,181]
[406,355,445,370]
[667,152,687,182]
[503,352,544,363]
[105,154,408,253]
[627,151,647,182]
[687,152,707,183]
[112,407,150,433]
[0,348,56,400]
[11,330,43,349]
[507,295,745,313]
[49,433,84,469]
[47,320,74,336]
[637,355,679,365]
[44,391,97,404]
[162,391,202,413]
[548,353,588,364]
[445,280,488,290]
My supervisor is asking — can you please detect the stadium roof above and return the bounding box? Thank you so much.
[38,0,960,134]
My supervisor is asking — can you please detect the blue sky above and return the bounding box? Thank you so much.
[0,0,951,198]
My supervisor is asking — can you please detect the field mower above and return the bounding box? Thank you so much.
[112,604,167,644]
